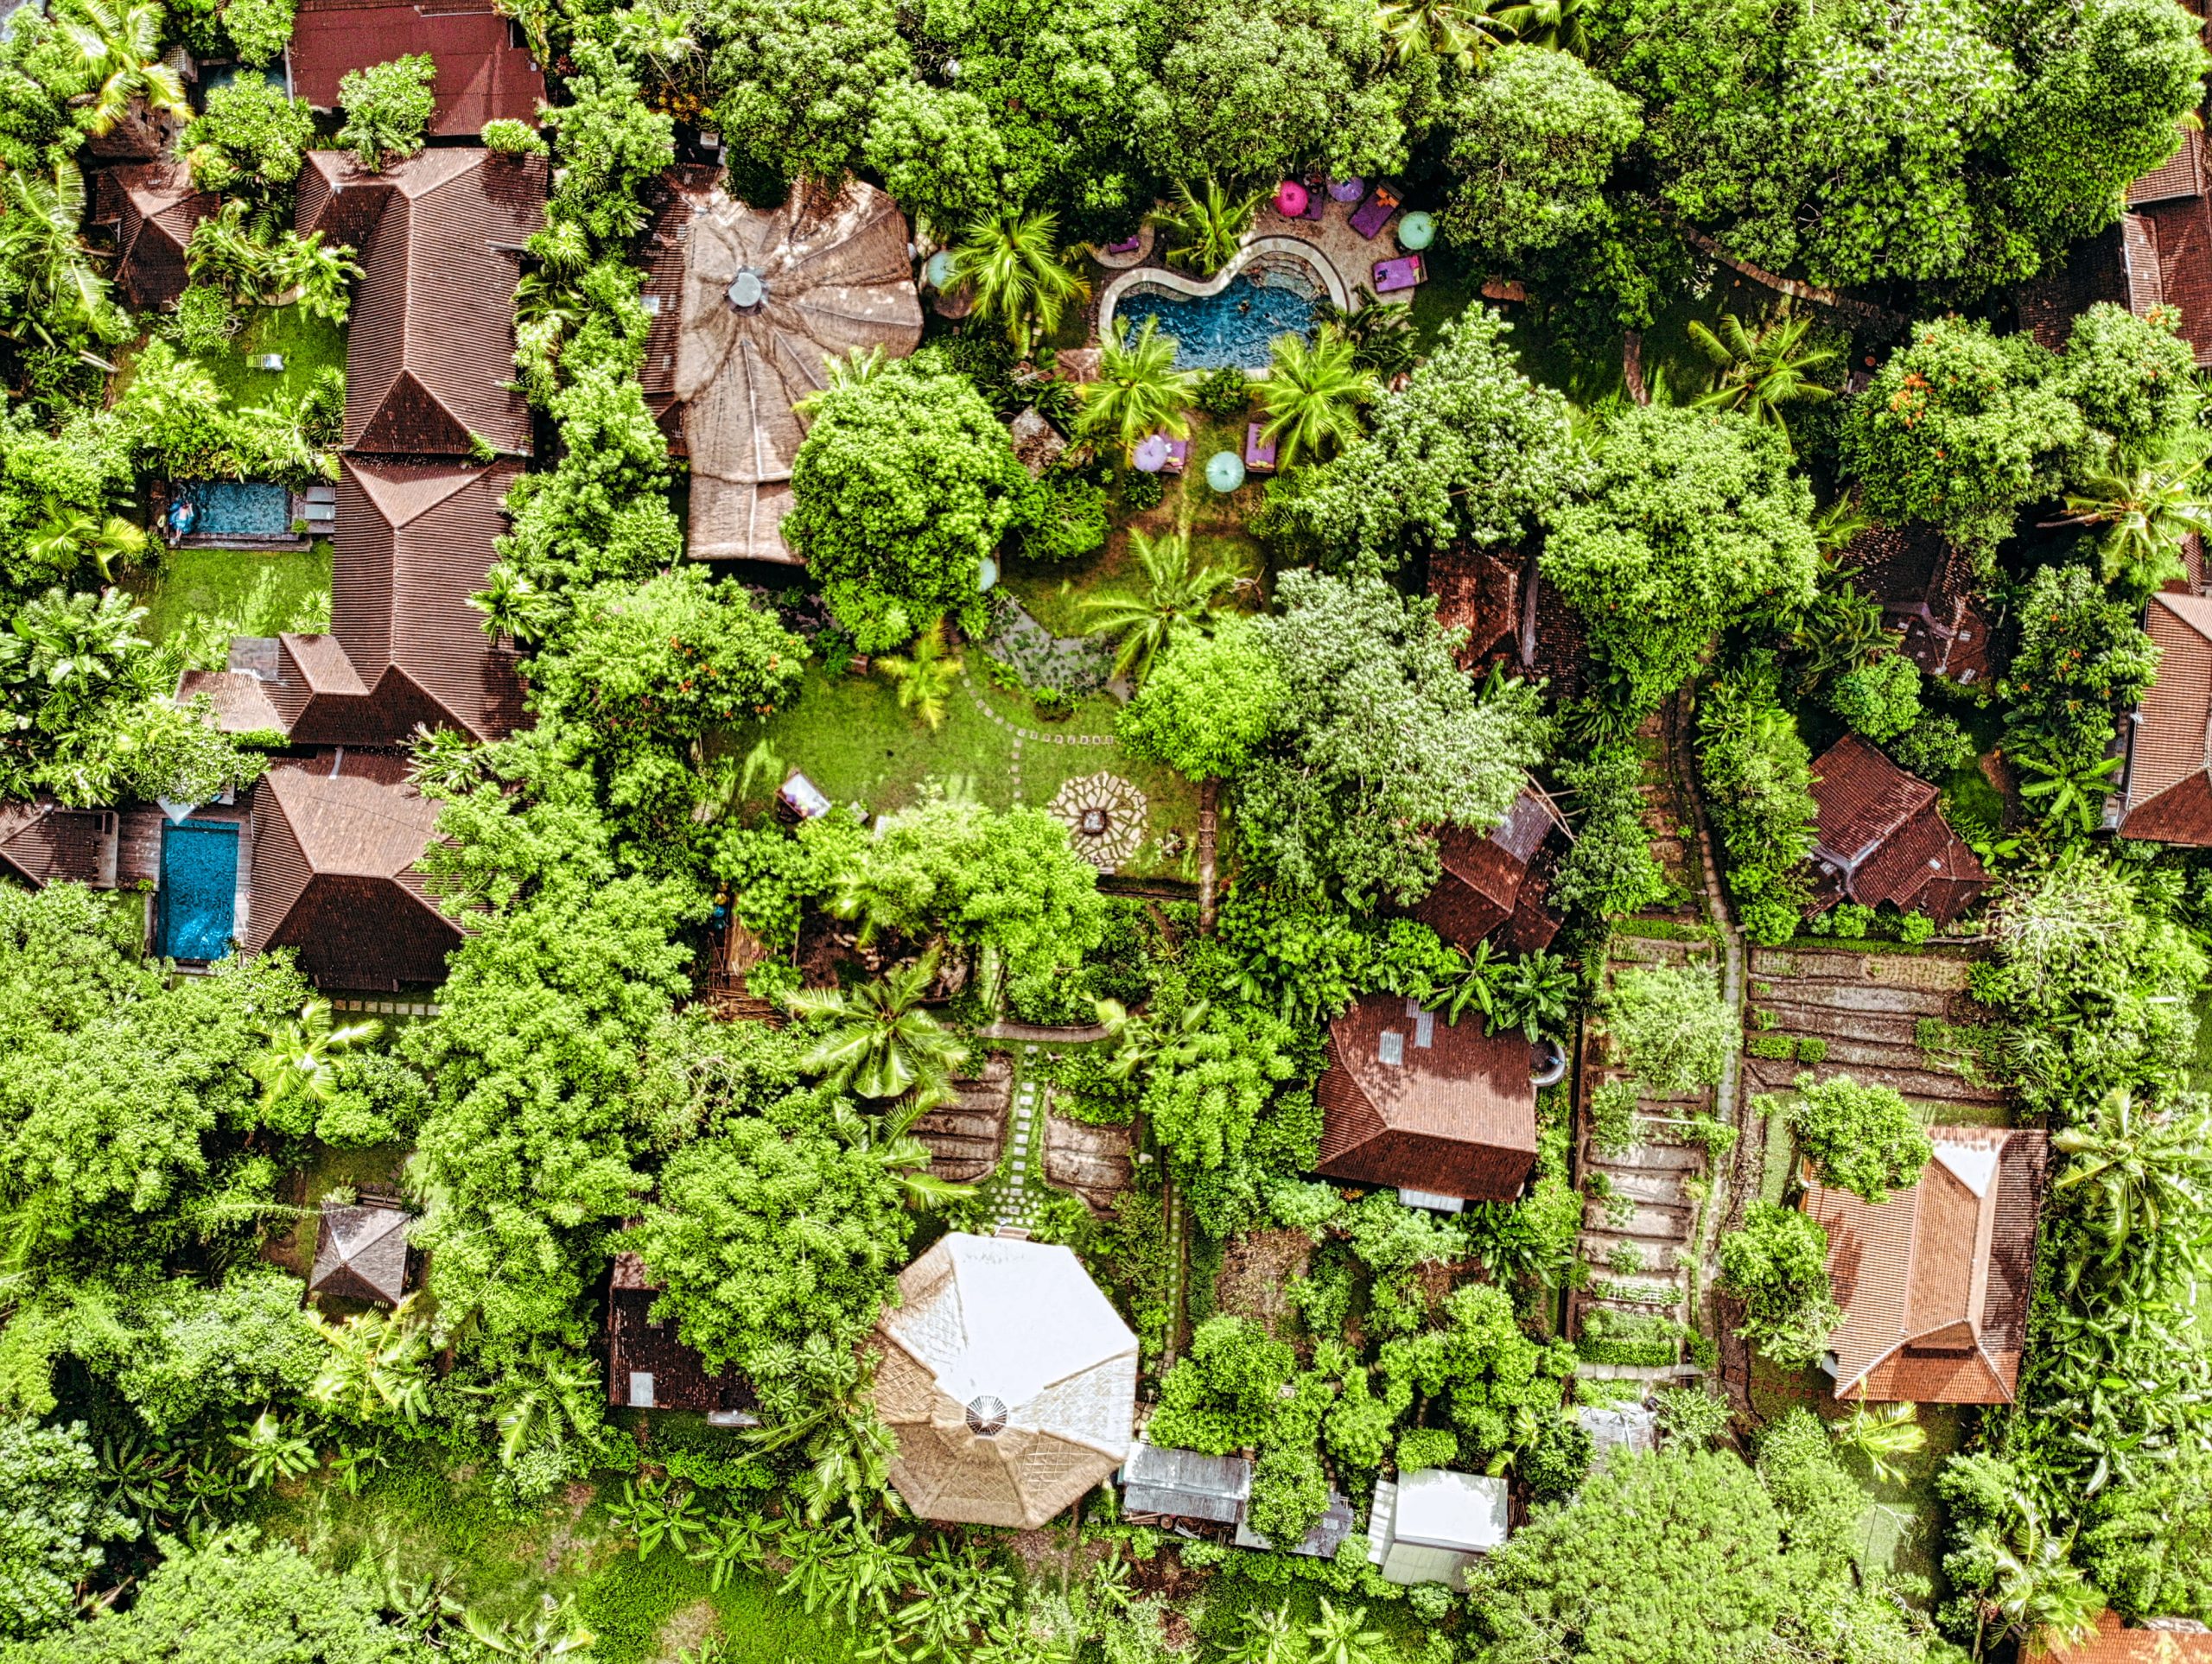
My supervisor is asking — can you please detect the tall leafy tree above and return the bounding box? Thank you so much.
[1438,45,1641,260]
[703,0,909,185]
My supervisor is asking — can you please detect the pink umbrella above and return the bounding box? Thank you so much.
[1274,180,1310,218]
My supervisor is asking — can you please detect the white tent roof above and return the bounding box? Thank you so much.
[1392,1468,1510,1552]
[874,1232,1138,1528]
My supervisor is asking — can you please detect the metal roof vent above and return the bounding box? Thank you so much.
[965,1394,1008,1436]
[1377,1030,1405,1066]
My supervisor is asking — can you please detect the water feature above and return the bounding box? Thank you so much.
[175,480,292,540]
[1116,268,1321,371]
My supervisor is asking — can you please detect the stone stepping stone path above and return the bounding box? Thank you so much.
[984,1046,1051,1232]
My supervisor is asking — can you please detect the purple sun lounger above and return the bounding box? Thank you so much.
[1349,182,1402,239]
[1244,422,1278,473]
[1373,253,1426,294]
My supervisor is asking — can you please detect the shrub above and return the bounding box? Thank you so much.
[1601,964,1734,1096]
[1521,1411,1595,1502]
[1886,713,1977,781]
[1589,1076,1642,1157]
[220,0,295,65]
[1822,651,1922,743]
[1786,1071,1932,1203]
[1247,1442,1330,1548]
[1147,1315,1295,1454]
[1194,365,1251,419]
[1654,1386,1733,1448]
[171,283,237,356]
[1607,1241,1645,1276]
[480,118,549,156]
[179,72,316,196]
[1745,1032,1795,1060]
[1395,1426,1459,1472]
[1575,1308,1685,1368]
[1794,1036,1828,1064]
[1897,911,1936,946]
[1551,742,1671,919]
[1717,1203,1842,1367]
[337,55,437,172]
[1014,473,1109,564]
[1120,467,1166,511]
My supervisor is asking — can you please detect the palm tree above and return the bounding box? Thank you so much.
[0,161,111,343]
[250,999,383,1112]
[54,0,188,137]
[2,586,149,713]
[1687,308,1838,435]
[1314,287,1417,378]
[1082,529,1236,682]
[746,1349,899,1524]
[2053,1086,2212,1273]
[874,619,965,730]
[828,1096,974,1210]
[1827,1401,1926,1484]
[950,210,1090,358]
[408,723,485,800]
[2047,441,2212,597]
[308,1294,433,1426]
[1963,1497,2104,1663]
[462,1350,603,1469]
[1156,178,1268,277]
[470,563,560,645]
[23,508,145,582]
[1376,0,1507,69]
[1258,331,1378,466]
[1076,315,1198,453]
[280,231,361,326]
[1486,0,1590,54]
[795,345,891,417]
[785,952,969,1101]
[1306,1599,1393,1664]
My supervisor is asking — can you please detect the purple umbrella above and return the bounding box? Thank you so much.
[1132,434,1171,473]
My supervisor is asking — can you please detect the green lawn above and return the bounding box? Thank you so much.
[198,304,349,412]
[128,538,333,646]
[723,664,1204,883]
[251,1456,848,1664]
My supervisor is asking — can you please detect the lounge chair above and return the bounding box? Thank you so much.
[1244,422,1278,474]
[1350,183,1402,239]
[1373,254,1426,294]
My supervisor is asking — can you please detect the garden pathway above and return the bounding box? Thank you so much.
[978,1045,1051,1233]
[963,684,1117,810]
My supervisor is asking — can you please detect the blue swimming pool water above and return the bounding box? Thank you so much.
[180,480,291,537]
[157,818,238,962]
[1117,272,1319,371]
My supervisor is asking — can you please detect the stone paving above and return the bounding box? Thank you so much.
[982,600,1117,696]
[986,1045,1050,1232]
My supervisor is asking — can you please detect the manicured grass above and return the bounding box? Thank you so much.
[723,664,1204,883]
[130,538,333,645]
[199,304,349,412]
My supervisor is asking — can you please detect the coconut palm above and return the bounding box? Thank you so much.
[1827,1401,1926,1484]
[2047,441,2212,598]
[0,160,111,343]
[1081,529,1236,682]
[1376,0,1507,69]
[1258,330,1379,466]
[54,0,188,137]
[1687,308,1839,437]
[470,563,561,645]
[1,586,149,712]
[1156,177,1268,277]
[950,210,1090,358]
[23,508,145,583]
[250,999,384,1112]
[874,618,965,731]
[279,231,361,326]
[1486,0,1590,54]
[461,1350,603,1469]
[1314,287,1417,378]
[1076,315,1198,453]
[2053,1086,2212,1273]
[785,952,969,1101]
[746,1346,899,1524]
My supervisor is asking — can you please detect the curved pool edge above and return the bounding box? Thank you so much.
[1096,235,1351,376]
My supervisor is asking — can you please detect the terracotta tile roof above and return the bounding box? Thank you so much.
[286,0,545,137]
[2137,194,2212,367]
[1803,1126,2047,1404]
[2132,127,2206,206]
[0,802,115,888]
[1516,569,1586,702]
[2016,223,2136,352]
[669,179,922,562]
[1409,784,1565,954]
[2120,592,2212,843]
[1428,549,1520,671]
[1806,735,1990,925]
[270,457,524,746]
[175,668,286,734]
[245,754,461,990]
[2028,1612,2212,1664]
[1839,523,1997,685]
[1315,993,1538,1203]
[297,149,545,456]
[93,161,214,310]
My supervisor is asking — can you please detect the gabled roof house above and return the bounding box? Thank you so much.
[287,0,545,137]
[2115,592,2212,843]
[93,162,215,311]
[297,148,545,458]
[0,802,117,889]
[1314,993,1539,1209]
[1804,1125,2048,1403]
[1409,785,1567,956]
[1840,523,1997,685]
[1806,735,1990,926]
[245,754,461,990]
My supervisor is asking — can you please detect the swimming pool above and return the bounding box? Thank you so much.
[1116,269,1322,371]
[175,480,292,539]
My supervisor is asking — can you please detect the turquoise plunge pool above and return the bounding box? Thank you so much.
[1116,271,1320,371]
[176,480,291,538]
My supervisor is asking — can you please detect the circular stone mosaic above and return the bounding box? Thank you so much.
[1048,772,1148,872]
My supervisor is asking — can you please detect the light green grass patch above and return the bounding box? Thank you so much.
[130,538,333,646]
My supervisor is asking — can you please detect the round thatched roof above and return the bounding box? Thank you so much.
[874,1232,1137,1528]
[672,179,923,562]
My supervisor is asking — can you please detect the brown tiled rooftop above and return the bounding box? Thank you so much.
[1409,784,1564,956]
[2027,1611,2212,1664]
[93,161,214,310]
[1806,735,1989,925]
[286,0,545,137]
[1804,1126,2046,1404]
[297,148,545,457]
[1315,993,1537,1204]
[0,802,116,889]
[245,754,461,990]
[1838,523,1996,685]
[2119,592,2212,843]
[1427,549,1519,671]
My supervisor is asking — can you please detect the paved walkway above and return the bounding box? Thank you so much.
[982,600,1117,696]
[984,1045,1051,1232]
[965,683,1117,807]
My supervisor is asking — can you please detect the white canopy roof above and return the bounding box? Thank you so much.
[874,1232,1138,1528]
[1392,1468,1510,1552]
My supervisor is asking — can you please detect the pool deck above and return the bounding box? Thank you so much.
[1248,194,1413,312]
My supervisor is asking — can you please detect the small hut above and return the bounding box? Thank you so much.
[1368,1469,1510,1588]
[96,162,216,310]
[1234,1489,1359,1559]
[308,1197,411,1305]
[874,1232,1137,1528]
[605,1252,755,1418]
[1119,1439,1251,1533]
